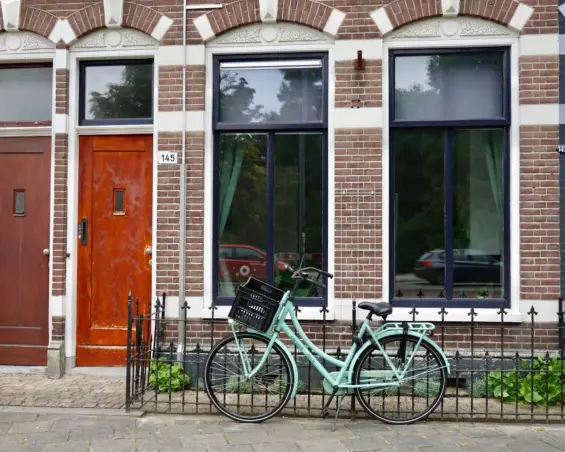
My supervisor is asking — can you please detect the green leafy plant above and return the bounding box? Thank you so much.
[488,356,564,406]
[148,358,191,393]
[465,376,493,398]
[225,376,303,394]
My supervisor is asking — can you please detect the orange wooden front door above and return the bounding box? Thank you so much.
[0,137,50,365]
[77,135,153,366]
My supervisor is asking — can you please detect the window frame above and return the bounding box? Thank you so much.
[78,59,154,126]
[212,53,329,307]
[213,52,329,131]
[0,63,53,123]
[389,47,511,128]
[388,47,511,309]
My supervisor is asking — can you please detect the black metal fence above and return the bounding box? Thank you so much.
[126,293,565,423]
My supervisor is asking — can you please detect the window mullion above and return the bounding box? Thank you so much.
[266,131,275,286]
[445,128,454,301]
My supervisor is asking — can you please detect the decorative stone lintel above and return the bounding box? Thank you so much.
[0,0,21,32]
[103,0,124,28]
[441,0,460,17]
[259,0,278,23]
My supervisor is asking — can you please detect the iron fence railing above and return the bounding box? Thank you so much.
[126,293,565,423]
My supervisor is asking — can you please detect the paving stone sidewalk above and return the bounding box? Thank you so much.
[0,408,565,452]
[0,373,124,409]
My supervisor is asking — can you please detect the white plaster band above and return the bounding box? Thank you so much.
[520,104,559,126]
[54,49,69,69]
[151,15,174,42]
[155,111,205,132]
[333,107,382,129]
[508,3,534,33]
[259,0,277,23]
[520,34,559,56]
[441,0,460,17]
[0,0,21,32]
[49,19,76,45]
[194,14,215,42]
[103,0,124,28]
[156,45,205,66]
[335,39,383,61]
[323,9,346,37]
[54,114,68,134]
[370,7,394,35]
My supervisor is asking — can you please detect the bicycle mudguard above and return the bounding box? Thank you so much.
[353,329,451,376]
[272,336,300,397]
[239,327,300,398]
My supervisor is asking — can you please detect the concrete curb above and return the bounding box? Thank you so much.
[0,405,145,417]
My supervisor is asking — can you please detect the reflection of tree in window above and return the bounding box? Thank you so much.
[219,72,264,122]
[264,68,323,122]
[395,53,503,121]
[88,65,152,119]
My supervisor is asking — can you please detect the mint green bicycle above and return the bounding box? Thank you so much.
[204,267,450,428]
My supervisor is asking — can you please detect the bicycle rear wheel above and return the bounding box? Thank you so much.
[204,332,293,422]
[353,334,447,424]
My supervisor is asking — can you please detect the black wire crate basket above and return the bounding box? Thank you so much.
[228,277,286,332]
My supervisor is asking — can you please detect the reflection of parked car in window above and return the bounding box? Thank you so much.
[219,244,293,282]
[414,249,502,285]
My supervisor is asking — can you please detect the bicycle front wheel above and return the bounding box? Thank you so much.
[204,332,293,423]
[353,334,447,424]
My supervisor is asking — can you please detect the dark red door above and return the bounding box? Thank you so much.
[0,137,50,365]
[77,135,153,366]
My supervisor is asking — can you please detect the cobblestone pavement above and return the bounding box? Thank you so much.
[0,408,565,452]
[0,373,124,409]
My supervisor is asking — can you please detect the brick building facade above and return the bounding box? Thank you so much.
[0,0,561,371]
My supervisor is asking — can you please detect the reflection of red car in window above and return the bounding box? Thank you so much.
[219,244,293,282]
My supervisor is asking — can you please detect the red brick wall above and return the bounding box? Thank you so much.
[52,134,68,297]
[158,66,183,112]
[185,132,205,297]
[55,69,69,115]
[187,65,205,111]
[157,132,182,296]
[161,319,561,352]
[519,125,560,300]
[335,128,383,299]
[521,0,559,34]
[519,56,559,104]
[335,60,382,109]
[51,316,65,341]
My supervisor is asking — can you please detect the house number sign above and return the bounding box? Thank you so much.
[158,151,178,164]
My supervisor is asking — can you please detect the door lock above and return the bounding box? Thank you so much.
[78,218,88,246]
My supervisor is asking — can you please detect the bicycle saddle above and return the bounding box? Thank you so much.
[358,302,393,318]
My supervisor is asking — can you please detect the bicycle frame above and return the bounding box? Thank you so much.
[231,291,451,399]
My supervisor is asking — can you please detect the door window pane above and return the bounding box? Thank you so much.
[394,52,504,121]
[81,61,153,123]
[219,60,323,124]
[0,67,52,121]
[393,129,445,299]
[217,133,268,296]
[453,129,505,299]
[274,133,324,297]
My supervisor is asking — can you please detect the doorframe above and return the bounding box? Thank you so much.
[0,33,56,353]
[66,36,159,366]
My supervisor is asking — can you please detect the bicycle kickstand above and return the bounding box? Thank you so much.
[331,395,346,432]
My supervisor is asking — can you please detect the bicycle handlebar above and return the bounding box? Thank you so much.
[291,267,334,289]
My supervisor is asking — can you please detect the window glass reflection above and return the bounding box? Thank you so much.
[83,62,153,121]
[394,53,504,121]
[217,134,268,297]
[219,63,323,123]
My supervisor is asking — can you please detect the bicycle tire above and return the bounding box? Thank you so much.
[204,332,294,423]
[353,334,447,425]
